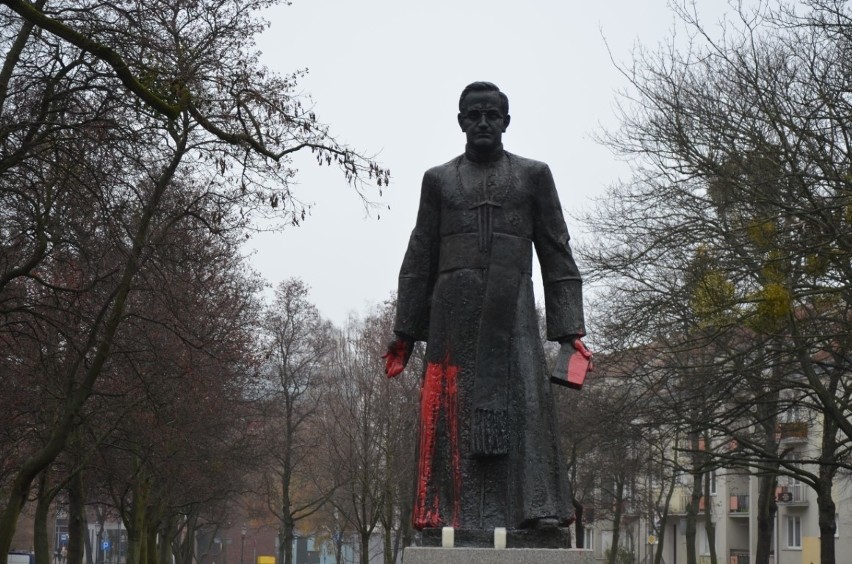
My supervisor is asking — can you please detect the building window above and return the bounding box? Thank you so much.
[708,470,717,496]
[698,528,714,555]
[600,530,613,558]
[786,516,802,549]
[584,528,595,550]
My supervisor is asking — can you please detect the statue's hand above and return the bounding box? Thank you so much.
[571,338,594,372]
[383,337,414,378]
[558,335,594,372]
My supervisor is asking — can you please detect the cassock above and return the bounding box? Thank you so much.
[394,146,585,530]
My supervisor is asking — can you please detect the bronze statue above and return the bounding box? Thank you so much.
[385,81,587,540]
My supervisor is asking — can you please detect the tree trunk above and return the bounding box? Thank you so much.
[573,500,585,549]
[702,467,717,564]
[607,478,625,564]
[755,474,778,564]
[816,411,838,564]
[685,471,702,564]
[654,475,677,564]
[144,519,158,564]
[125,476,149,564]
[34,473,53,564]
[816,489,836,564]
[67,466,87,564]
[359,532,370,564]
[382,527,392,564]
[278,526,294,564]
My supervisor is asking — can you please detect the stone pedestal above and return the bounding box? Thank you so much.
[420,527,572,548]
[404,547,595,564]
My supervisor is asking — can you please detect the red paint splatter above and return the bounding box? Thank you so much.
[383,338,412,378]
[445,362,461,528]
[414,362,443,529]
[413,358,462,529]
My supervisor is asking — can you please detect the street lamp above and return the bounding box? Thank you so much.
[240,526,247,564]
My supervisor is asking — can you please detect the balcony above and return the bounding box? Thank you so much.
[777,422,808,445]
[777,484,808,506]
[669,493,707,514]
[668,493,688,514]
[728,495,749,517]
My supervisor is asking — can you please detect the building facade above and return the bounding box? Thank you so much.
[584,414,852,564]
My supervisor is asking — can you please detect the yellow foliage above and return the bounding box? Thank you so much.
[749,283,791,332]
[746,219,777,250]
[804,254,829,277]
[690,270,736,324]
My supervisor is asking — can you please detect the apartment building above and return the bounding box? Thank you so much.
[584,413,852,564]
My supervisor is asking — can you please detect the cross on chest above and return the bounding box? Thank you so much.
[455,154,515,253]
[470,198,502,252]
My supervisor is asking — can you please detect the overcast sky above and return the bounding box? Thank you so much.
[248,0,737,327]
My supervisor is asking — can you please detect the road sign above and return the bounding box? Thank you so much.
[647,534,658,545]
[102,540,111,550]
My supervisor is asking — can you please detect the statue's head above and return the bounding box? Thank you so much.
[458,81,511,154]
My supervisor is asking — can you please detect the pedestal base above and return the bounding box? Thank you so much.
[420,527,572,548]
[404,547,595,564]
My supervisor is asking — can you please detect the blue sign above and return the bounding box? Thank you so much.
[102,541,111,550]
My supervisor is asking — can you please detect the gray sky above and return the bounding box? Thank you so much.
[248,0,733,326]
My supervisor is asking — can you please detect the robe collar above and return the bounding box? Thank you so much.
[464,143,505,164]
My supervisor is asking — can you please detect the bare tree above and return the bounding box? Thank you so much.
[317,300,419,564]
[0,1,388,558]
[256,278,335,564]
[580,2,852,562]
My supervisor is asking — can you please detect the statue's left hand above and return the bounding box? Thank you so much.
[558,335,594,372]
[383,337,414,378]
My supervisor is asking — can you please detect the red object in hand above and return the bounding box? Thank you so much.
[383,338,413,378]
[550,338,593,390]
[566,339,593,389]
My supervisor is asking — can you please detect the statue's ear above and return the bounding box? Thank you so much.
[502,114,511,132]
[457,112,465,131]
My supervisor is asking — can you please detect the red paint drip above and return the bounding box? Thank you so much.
[412,358,463,529]
[414,362,444,529]
[444,362,461,528]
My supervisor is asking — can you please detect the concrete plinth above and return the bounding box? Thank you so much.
[420,527,572,548]
[404,547,595,564]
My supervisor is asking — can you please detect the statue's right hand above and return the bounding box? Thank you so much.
[383,337,414,378]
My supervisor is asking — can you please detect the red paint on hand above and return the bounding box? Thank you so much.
[383,338,413,378]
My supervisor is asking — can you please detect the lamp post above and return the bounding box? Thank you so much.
[240,526,246,564]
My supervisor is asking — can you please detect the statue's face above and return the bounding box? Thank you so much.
[458,91,510,152]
